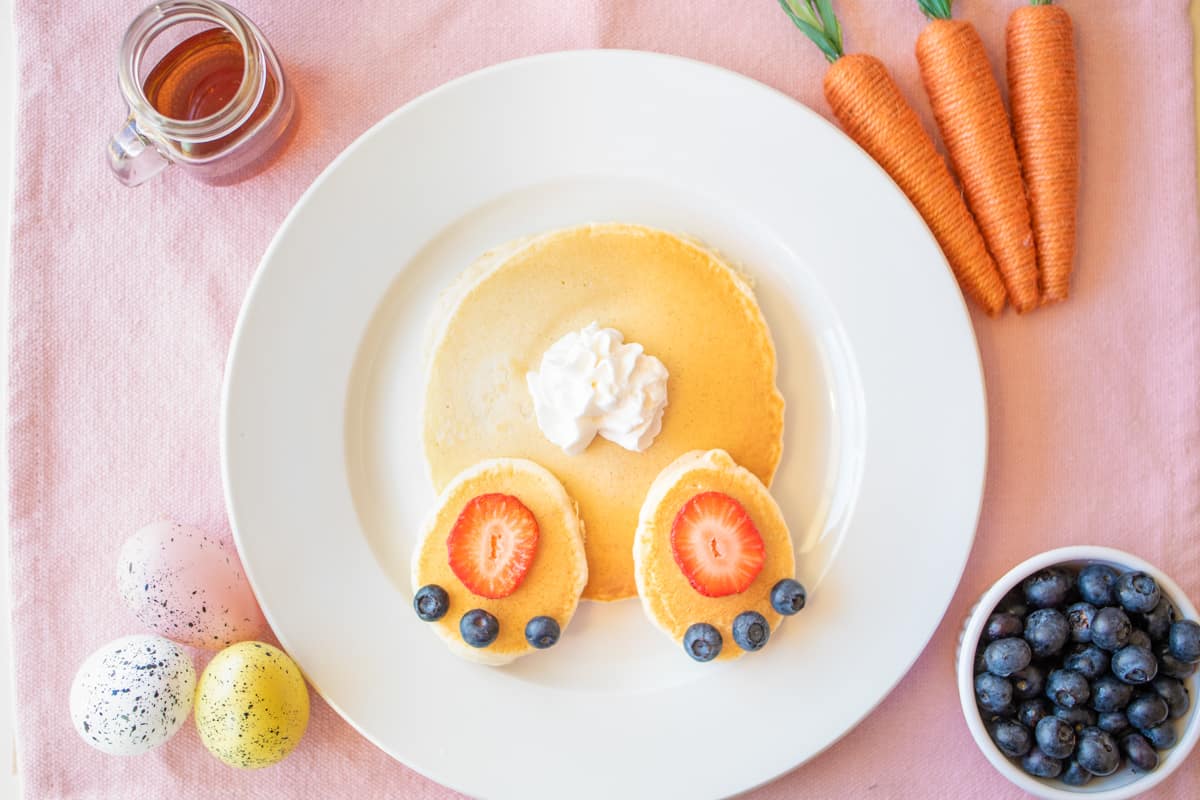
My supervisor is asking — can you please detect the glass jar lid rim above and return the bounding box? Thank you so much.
[117,0,268,141]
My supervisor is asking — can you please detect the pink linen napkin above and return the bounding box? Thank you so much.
[9,0,1198,797]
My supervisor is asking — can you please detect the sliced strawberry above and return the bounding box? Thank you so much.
[447,493,540,599]
[670,492,765,597]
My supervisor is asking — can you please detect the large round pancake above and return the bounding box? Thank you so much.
[633,450,796,661]
[411,458,587,666]
[423,223,784,601]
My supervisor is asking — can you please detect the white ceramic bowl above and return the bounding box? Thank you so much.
[957,546,1200,799]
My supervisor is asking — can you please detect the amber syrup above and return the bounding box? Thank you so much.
[141,28,280,159]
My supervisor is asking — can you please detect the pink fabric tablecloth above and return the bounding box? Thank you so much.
[10,0,1199,797]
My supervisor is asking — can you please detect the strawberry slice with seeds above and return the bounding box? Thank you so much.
[448,493,540,599]
[670,492,765,597]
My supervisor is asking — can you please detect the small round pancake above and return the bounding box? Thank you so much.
[634,449,796,661]
[423,224,784,601]
[411,458,587,665]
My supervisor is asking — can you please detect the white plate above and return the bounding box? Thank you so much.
[223,50,987,800]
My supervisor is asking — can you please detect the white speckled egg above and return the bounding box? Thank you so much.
[117,521,268,649]
[69,635,196,755]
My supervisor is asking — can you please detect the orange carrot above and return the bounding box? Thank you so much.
[780,0,1007,315]
[1007,1,1079,303]
[915,0,1040,313]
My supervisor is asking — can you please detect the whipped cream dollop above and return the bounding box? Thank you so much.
[526,323,669,456]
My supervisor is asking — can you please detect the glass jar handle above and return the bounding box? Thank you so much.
[107,116,171,186]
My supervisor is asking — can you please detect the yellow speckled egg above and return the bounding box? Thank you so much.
[194,641,309,768]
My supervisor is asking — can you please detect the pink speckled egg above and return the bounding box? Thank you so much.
[117,521,268,649]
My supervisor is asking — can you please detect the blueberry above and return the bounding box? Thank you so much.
[1141,721,1178,750]
[731,611,770,652]
[1091,607,1132,652]
[1054,704,1096,732]
[1034,716,1076,759]
[1151,675,1191,720]
[1097,711,1130,736]
[984,638,1031,677]
[1168,620,1200,663]
[683,623,722,662]
[1046,669,1090,709]
[769,579,806,615]
[1020,747,1062,779]
[997,586,1029,618]
[1060,759,1093,787]
[1127,629,1152,651]
[984,612,1024,642]
[973,646,988,674]
[975,673,1014,714]
[1011,664,1045,700]
[1023,567,1073,609]
[1112,645,1158,685]
[1158,645,1199,679]
[988,717,1032,757]
[524,616,560,649]
[460,609,499,648]
[1024,609,1069,658]
[1140,600,1175,642]
[1090,675,1134,712]
[1075,727,1120,776]
[1121,732,1159,771]
[413,584,450,621]
[1078,564,1119,607]
[1064,643,1109,680]
[1125,693,1169,729]
[1116,571,1161,614]
[1017,698,1050,730]
[1066,602,1097,643]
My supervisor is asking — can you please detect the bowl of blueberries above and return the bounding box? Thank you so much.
[957,546,1200,798]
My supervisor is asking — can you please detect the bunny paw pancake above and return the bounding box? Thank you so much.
[411,458,587,665]
[633,449,806,662]
[423,223,784,602]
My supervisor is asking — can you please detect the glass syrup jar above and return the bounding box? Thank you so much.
[108,0,296,186]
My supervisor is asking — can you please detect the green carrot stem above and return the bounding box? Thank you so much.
[778,0,844,63]
[916,0,953,20]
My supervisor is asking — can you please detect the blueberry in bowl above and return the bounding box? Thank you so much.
[1063,643,1109,680]
[1115,572,1161,615]
[1011,665,1046,700]
[985,637,1031,677]
[1066,602,1097,643]
[1035,716,1077,759]
[1090,607,1132,653]
[958,547,1200,798]
[1024,567,1074,610]
[1089,675,1132,714]
[985,611,1024,641]
[1110,645,1158,685]
[1053,705,1096,733]
[1046,669,1090,709]
[1078,564,1119,607]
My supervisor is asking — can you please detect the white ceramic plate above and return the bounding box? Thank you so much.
[223,50,987,800]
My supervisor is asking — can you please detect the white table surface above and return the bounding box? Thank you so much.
[0,4,1196,800]
[2,0,18,794]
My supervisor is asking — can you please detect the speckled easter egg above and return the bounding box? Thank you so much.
[117,521,268,649]
[69,635,196,755]
[194,641,309,768]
